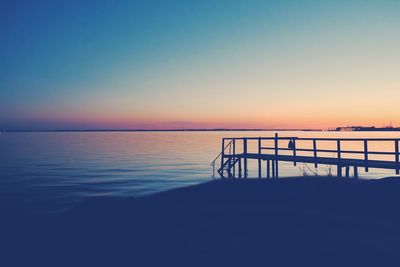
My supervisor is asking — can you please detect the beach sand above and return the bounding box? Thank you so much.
[2,176,400,266]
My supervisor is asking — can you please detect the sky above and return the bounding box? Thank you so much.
[1,0,400,130]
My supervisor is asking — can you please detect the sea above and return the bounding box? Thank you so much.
[1,130,399,217]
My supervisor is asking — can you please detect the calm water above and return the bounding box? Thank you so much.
[1,131,400,216]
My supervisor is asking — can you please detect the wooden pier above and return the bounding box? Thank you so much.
[211,134,400,179]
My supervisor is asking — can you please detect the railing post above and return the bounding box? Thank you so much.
[244,138,248,179]
[313,139,318,168]
[364,140,369,172]
[274,133,279,178]
[337,140,342,177]
[221,138,225,177]
[395,140,399,175]
[258,137,262,178]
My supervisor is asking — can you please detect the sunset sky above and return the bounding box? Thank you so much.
[1,0,399,130]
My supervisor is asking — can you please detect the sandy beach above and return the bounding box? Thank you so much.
[2,176,400,267]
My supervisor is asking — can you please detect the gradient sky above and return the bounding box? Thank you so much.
[1,0,400,130]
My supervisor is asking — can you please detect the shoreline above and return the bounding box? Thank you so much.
[2,176,400,266]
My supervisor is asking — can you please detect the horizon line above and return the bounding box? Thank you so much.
[2,128,325,133]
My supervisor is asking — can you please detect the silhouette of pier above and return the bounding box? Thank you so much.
[211,134,400,179]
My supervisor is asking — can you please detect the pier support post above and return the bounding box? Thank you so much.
[244,138,248,179]
[233,140,236,178]
[267,160,270,178]
[272,160,276,178]
[238,158,242,178]
[395,140,399,175]
[337,140,342,178]
[364,140,369,172]
[275,161,279,178]
[227,157,232,179]
[313,139,318,168]
[354,165,359,179]
[221,138,226,178]
[258,137,262,179]
[345,166,350,178]
[293,139,297,166]
[274,133,279,178]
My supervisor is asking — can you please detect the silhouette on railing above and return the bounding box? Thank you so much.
[211,133,400,179]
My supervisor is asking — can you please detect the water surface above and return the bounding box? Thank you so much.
[1,131,399,217]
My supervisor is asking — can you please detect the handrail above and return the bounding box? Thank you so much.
[211,139,234,166]
[221,137,400,141]
[221,137,400,159]
[211,139,234,179]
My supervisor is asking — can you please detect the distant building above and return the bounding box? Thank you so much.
[334,125,399,131]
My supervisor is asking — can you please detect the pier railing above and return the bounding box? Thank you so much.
[211,134,400,179]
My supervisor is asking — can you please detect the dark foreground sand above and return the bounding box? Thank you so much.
[2,177,400,267]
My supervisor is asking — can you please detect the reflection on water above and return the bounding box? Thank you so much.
[1,131,399,215]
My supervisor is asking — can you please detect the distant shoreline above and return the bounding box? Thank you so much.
[2,129,323,133]
[4,128,400,133]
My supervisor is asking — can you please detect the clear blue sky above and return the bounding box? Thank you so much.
[1,0,400,130]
